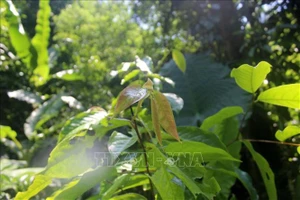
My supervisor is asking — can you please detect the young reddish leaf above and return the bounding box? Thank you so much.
[151,97,162,145]
[153,91,180,142]
[114,84,147,116]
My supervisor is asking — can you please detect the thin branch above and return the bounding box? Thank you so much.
[130,107,155,199]
[242,139,300,147]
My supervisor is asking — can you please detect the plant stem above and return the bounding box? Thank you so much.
[130,107,155,199]
[242,139,300,147]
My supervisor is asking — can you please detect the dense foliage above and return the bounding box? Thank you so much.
[1,0,299,199]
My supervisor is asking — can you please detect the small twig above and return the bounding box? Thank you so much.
[242,139,300,147]
[130,107,155,199]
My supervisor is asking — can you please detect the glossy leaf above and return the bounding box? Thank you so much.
[243,141,277,200]
[163,93,184,114]
[110,193,147,200]
[172,49,186,73]
[165,141,239,162]
[257,84,300,109]
[114,84,147,116]
[153,90,180,141]
[201,106,243,131]
[151,166,184,200]
[47,167,116,200]
[230,61,271,93]
[30,0,51,86]
[151,97,162,145]
[15,174,52,200]
[275,125,300,141]
[0,125,22,148]
[4,0,32,67]
[108,131,138,161]
[7,89,42,105]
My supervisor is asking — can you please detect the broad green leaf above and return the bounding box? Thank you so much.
[243,141,277,200]
[152,90,180,141]
[52,69,84,81]
[230,61,271,93]
[151,97,162,145]
[165,141,239,162]
[15,174,52,200]
[257,84,300,109]
[7,89,42,105]
[201,106,243,131]
[110,193,147,200]
[47,167,116,200]
[151,166,184,200]
[121,69,140,85]
[114,84,147,116]
[235,168,258,200]
[163,93,184,114]
[116,174,149,192]
[172,49,186,73]
[30,0,51,86]
[103,174,129,199]
[108,131,138,161]
[275,125,300,141]
[297,147,300,154]
[160,54,251,126]
[0,125,22,148]
[4,0,32,67]
[24,95,65,139]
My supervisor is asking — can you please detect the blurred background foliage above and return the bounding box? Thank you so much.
[0,0,299,199]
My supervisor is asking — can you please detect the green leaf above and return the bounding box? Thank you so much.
[108,131,138,161]
[30,0,51,86]
[200,106,243,131]
[109,193,147,200]
[116,174,149,192]
[152,90,180,141]
[52,69,85,81]
[163,93,184,114]
[165,141,239,162]
[297,147,300,154]
[103,174,129,199]
[234,168,258,200]
[47,167,116,200]
[160,54,251,126]
[257,84,300,109]
[151,97,162,145]
[4,0,32,67]
[243,141,277,200]
[15,174,52,200]
[230,61,271,93]
[151,166,184,200]
[0,125,22,148]
[114,84,147,116]
[7,89,42,105]
[275,125,300,141]
[172,49,186,73]
[121,69,140,85]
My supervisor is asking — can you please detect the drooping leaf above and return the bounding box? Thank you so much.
[47,167,117,200]
[109,193,147,200]
[4,0,32,67]
[30,0,51,86]
[163,93,184,114]
[230,61,272,93]
[257,84,300,109]
[0,125,22,148]
[165,141,239,162]
[275,125,300,141]
[200,106,243,131]
[172,49,186,73]
[15,174,52,200]
[152,90,180,141]
[151,166,184,200]
[7,89,42,105]
[151,97,162,145]
[108,131,138,161]
[160,54,251,126]
[114,84,147,116]
[243,141,277,200]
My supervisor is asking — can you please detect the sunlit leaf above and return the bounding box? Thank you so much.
[52,69,84,81]
[103,174,129,199]
[297,147,300,154]
[257,84,300,109]
[230,61,271,93]
[151,166,184,200]
[151,97,162,145]
[47,167,116,200]
[163,93,184,114]
[121,69,140,85]
[275,125,300,141]
[61,96,84,110]
[200,106,243,131]
[243,141,277,200]
[114,84,147,116]
[172,49,186,73]
[7,89,42,105]
[109,193,147,200]
[0,125,22,148]
[15,174,52,200]
[152,90,180,141]
[30,0,51,86]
